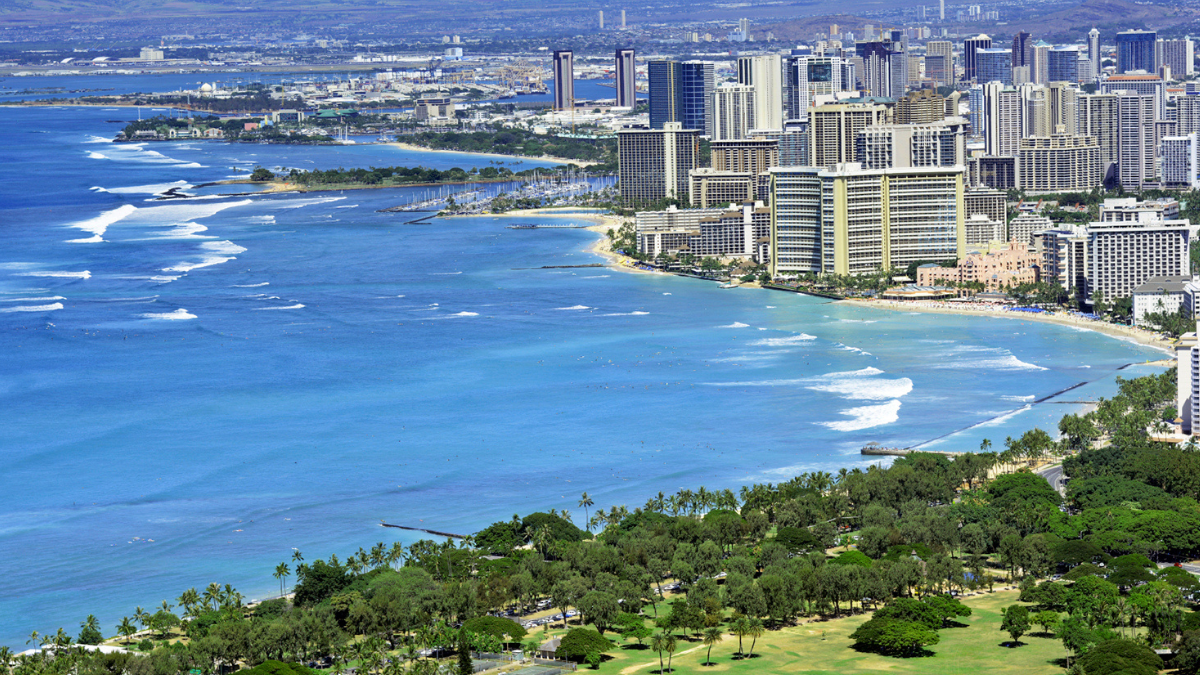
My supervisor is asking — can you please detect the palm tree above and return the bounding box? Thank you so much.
[664,633,678,672]
[159,600,173,614]
[177,588,200,618]
[274,562,290,598]
[702,627,722,665]
[578,492,594,531]
[389,542,406,569]
[117,618,137,644]
[730,616,750,656]
[82,614,101,640]
[745,618,764,658]
[134,606,148,629]
[202,583,222,611]
[650,633,667,674]
[292,549,304,565]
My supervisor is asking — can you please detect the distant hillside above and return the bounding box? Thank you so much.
[754,14,899,42]
[1031,0,1199,40]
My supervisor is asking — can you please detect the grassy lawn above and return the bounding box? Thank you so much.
[550,590,1070,675]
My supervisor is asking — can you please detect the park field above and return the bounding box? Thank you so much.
[528,589,1069,675]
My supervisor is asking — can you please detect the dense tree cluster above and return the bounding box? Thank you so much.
[404,130,616,170]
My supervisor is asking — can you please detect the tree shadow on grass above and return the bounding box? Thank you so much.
[998,640,1026,648]
[621,644,650,651]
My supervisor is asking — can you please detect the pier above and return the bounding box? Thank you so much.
[860,443,964,457]
[380,521,466,539]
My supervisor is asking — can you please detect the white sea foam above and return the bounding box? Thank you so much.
[142,308,197,320]
[249,215,276,224]
[748,334,816,346]
[86,144,203,167]
[827,366,885,377]
[19,271,91,279]
[0,296,65,302]
[268,196,346,209]
[663,293,672,295]
[65,203,138,243]
[582,275,611,279]
[838,318,878,324]
[96,180,190,195]
[84,135,112,144]
[335,204,359,209]
[936,345,1049,372]
[555,305,592,310]
[253,304,305,310]
[448,311,478,317]
[719,322,749,328]
[600,311,650,316]
[163,256,234,273]
[202,240,248,255]
[976,405,1032,427]
[809,376,913,401]
[0,303,63,313]
[430,271,463,275]
[150,223,212,240]
[819,400,903,432]
[765,305,776,309]
[232,282,270,288]
[1001,394,1036,402]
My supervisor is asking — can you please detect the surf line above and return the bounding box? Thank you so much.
[380,521,466,539]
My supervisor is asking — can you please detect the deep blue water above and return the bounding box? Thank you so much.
[0,104,1163,647]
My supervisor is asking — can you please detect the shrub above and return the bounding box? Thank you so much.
[462,616,527,643]
[555,628,613,662]
[829,550,873,568]
[1076,639,1162,675]
[850,617,940,656]
[774,526,820,553]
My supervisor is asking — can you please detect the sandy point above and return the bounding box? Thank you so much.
[384,142,597,167]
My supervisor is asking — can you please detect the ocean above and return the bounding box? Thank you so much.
[0,103,1164,647]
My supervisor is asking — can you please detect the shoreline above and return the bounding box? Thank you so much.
[838,297,1175,356]
[444,207,662,275]
[386,141,596,167]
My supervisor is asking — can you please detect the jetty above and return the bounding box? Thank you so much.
[506,223,588,229]
[380,521,466,539]
[860,442,964,457]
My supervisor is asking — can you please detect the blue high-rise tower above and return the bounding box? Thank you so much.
[648,60,712,135]
[1116,30,1157,74]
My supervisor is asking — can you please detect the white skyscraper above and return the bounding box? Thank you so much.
[983,81,1022,157]
[711,84,757,141]
[1088,28,1101,77]
[737,54,783,131]
[1162,134,1200,188]
[1159,39,1195,79]
[1116,92,1155,188]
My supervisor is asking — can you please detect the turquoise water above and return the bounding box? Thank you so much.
[0,105,1163,647]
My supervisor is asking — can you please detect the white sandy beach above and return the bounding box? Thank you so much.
[386,142,597,167]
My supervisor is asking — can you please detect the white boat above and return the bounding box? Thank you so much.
[719,282,738,289]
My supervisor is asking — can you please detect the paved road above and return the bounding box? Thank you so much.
[1037,463,1066,496]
